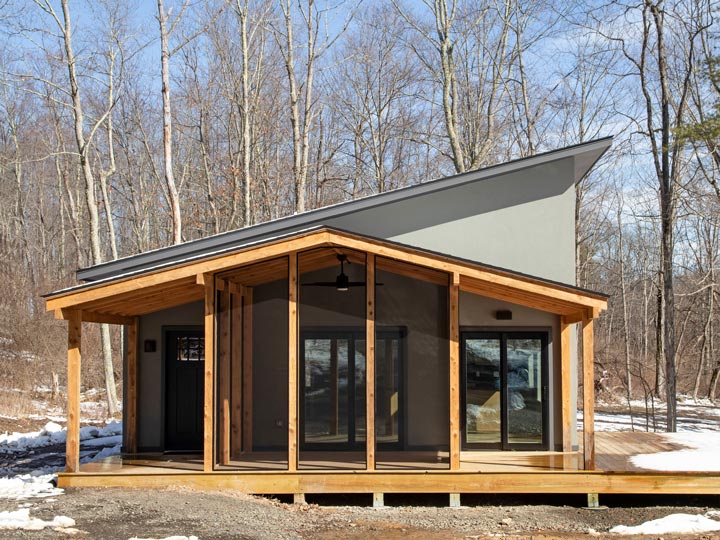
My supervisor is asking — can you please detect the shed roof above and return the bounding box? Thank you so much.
[76,137,612,283]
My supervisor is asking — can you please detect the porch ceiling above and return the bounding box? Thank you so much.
[45,227,607,324]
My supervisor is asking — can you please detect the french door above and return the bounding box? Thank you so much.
[300,329,404,451]
[461,331,548,450]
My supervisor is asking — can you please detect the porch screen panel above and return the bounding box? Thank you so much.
[215,256,289,470]
[298,248,366,470]
[375,258,450,470]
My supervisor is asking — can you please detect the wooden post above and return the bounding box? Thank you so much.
[288,253,298,472]
[560,317,572,453]
[218,283,231,465]
[230,286,243,459]
[66,310,82,473]
[366,254,376,471]
[125,317,139,454]
[582,314,595,470]
[203,276,216,472]
[449,273,460,470]
[242,286,253,452]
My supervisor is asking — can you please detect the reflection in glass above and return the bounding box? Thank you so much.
[507,339,543,444]
[376,337,400,444]
[464,338,501,445]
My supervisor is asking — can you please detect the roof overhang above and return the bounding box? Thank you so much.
[46,227,607,325]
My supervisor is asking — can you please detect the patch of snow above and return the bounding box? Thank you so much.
[0,474,63,500]
[630,432,720,471]
[81,434,122,447]
[610,513,720,535]
[82,444,121,463]
[0,508,75,530]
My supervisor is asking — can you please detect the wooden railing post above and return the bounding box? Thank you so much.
[203,275,216,472]
[125,317,139,454]
[288,253,298,472]
[218,282,231,465]
[560,317,572,453]
[366,254,376,471]
[66,310,82,473]
[242,286,253,452]
[449,273,460,470]
[582,313,595,470]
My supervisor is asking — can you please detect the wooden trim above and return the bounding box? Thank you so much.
[366,254,376,471]
[57,470,720,496]
[125,318,139,454]
[66,310,82,473]
[55,308,134,326]
[582,315,595,470]
[46,229,607,318]
[242,286,253,452]
[560,318,573,453]
[449,273,460,470]
[231,289,243,459]
[203,276,216,472]
[288,253,298,472]
[218,284,231,465]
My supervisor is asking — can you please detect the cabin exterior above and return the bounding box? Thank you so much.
[44,138,720,498]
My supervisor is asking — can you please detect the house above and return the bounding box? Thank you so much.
[44,137,719,501]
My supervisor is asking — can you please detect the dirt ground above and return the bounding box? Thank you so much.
[1,487,719,540]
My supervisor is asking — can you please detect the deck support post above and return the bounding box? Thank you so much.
[449,493,461,508]
[125,317,139,454]
[582,314,595,470]
[203,275,216,472]
[449,273,461,471]
[293,493,306,505]
[366,254,376,471]
[372,492,384,508]
[288,253,298,472]
[66,310,82,473]
[587,493,599,508]
[560,317,572,453]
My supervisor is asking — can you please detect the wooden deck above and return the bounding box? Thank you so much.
[59,432,720,495]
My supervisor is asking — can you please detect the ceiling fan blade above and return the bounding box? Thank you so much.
[301,281,338,287]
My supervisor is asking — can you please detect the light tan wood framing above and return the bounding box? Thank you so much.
[366,254,376,470]
[560,317,572,452]
[582,315,595,470]
[125,318,139,454]
[66,310,81,473]
[203,277,215,472]
[46,227,610,484]
[288,252,298,472]
[449,273,460,470]
[242,286,253,452]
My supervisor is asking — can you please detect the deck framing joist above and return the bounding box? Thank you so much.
[57,470,720,495]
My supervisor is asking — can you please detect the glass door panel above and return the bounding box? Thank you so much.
[376,337,401,445]
[506,338,544,445]
[354,340,366,443]
[303,338,350,445]
[464,338,502,446]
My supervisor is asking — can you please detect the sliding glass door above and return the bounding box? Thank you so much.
[461,331,548,450]
[300,329,403,451]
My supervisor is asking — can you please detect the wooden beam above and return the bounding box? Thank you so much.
[55,308,134,326]
[449,273,460,470]
[125,318,139,454]
[582,315,595,470]
[231,288,243,459]
[242,286,253,452]
[218,283,231,465]
[560,317,572,453]
[366,254,376,471]
[288,253,298,472]
[66,310,82,473]
[203,276,216,472]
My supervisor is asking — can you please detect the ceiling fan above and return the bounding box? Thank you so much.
[302,254,381,291]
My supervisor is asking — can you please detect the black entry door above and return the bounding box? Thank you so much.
[461,331,548,450]
[165,329,204,452]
